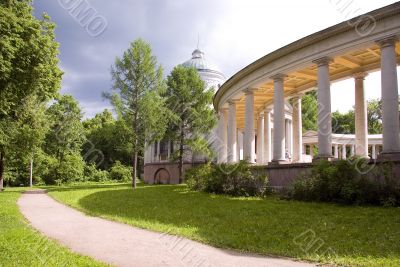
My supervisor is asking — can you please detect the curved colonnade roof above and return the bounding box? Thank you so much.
[214,3,400,130]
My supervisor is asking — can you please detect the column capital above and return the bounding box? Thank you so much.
[353,72,368,80]
[227,99,240,105]
[264,107,272,113]
[258,113,264,118]
[313,56,333,66]
[219,107,229,113]
[243,88,258,95]
[271,74,287,82]
[290,93,304,100]
[376,36,398,48]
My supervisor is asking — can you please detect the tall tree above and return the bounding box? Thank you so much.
[82,109,132,169]
[164,66,216,183]
[301,91,318,132]
[108,39,168,189]
[43,95,85,183]
[0,0,62,190]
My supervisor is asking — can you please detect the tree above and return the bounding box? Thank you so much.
[0,1,62,190]
[82,109,132,169]
[332,110,355,134]
[43,95,86,184]
[367,98,382,134]
[164,66,217,183]
[301,91,318,132]
[108,39,168,189]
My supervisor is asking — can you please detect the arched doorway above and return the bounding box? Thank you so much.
[154,168,170,184]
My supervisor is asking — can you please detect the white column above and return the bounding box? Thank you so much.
[314,57,333,159]
[272,75,286,162]
[377,37,400,156]
[217,108,228,163]
[256,114,264,164]
[342,145,347,160]
[243,89,256,163]
[227,101,238,163]
[310,144,314,157]
[354,72,369,158]
[372,145,376,159]
[238,130,244,160]
[285,119,289,158]
[334,144,339,158]
[351,145,355,157]
[292,96,303,162]
[264,109,272,163]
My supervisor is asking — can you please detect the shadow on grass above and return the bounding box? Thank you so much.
[75,185,400,265]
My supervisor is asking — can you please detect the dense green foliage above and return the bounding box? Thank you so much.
[301,91,318,132]
[108,39,169,188]
[49,184,400,267]
[164,66,216,182]
[0,0,62,189]
[109,161,132,182]
[0,188,106,266]
[186,161,269,197]
[288,160,400,206]
[82,110,132,169]
[301,91,384,135]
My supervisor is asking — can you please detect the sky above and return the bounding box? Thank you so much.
[32,0,399,118]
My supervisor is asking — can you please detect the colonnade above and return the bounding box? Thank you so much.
[217,37,399,164]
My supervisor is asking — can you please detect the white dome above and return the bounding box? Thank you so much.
[182,48,226,90]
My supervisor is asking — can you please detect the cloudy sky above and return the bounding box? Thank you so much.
[33,0,399,118]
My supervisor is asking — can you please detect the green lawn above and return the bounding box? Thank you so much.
[0,188,108,267]
[47,183,400,267]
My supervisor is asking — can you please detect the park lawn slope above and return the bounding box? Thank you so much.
[48,184,400,267]
[0,188,108,267]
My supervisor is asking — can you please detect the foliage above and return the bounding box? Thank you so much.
[107,39,168,188]
[0,0,62,189]
[302,91,384,135]
[367,98,383,134]
[186,161,269,197]
[82,109,132,169]
[49,184,400,267]
[109,161,132,182]
[288,159,400,206]
[2,96,49,186]
[301,91,318,132]
[164,65,217,182]
[332,110,355,134]
[84,164,110,182]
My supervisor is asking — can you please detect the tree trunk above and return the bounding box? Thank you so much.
[132,149,138,189]
[178,125,184,184]
[0,152,4,191]
[132,97,139,190]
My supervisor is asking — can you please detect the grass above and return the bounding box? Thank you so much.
[0,187,108,267]
[46,183,400,267]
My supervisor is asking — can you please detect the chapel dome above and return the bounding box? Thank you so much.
[182,48,227,90]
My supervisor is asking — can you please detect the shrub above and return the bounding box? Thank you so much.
[109,161,132,182]
[186,161,269,197]
[84,164,110,182]
[288,159,400,206]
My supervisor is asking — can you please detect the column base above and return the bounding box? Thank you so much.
[377,152,400,162]
[312,155,334,162]
[270,159,290,165]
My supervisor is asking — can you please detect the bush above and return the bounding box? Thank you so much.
[84,164,110,182]
[186,161,269,197]
[288,159,400,206]
[109,161,132,182]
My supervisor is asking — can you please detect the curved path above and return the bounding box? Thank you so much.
[18,192,315,267]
